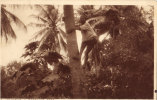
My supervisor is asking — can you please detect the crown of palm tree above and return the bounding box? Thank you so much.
[28,5,67,54]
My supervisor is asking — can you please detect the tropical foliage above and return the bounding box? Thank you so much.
[1,5,154,99]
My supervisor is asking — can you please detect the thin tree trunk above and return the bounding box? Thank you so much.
[63,5,87,98]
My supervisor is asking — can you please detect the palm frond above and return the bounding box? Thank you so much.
[58,33,67,53]
[55,14,63,24]
[35,5,58,25]
[49,9,58,22]
[3,7,27,32]
[58,28,67,43]
[35,5,52,22]
[29,14,48,23]
[31,27,49,40]
[37,30,52,51]
[27,22,46,28]
[1,7,16,41]
[44,5,58,21]
[44,5,55,14]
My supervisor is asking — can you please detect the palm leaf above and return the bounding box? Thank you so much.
[3,7,27,32]
[44,5,55,14]
[58,28,67,43]
[37,30,52,51]
[45,5,58,20]
[1,7,16,41]
[50,9,58,22]
[35,5,53,22]
[55,14,63,23]
[27,22,46,28]
[58,33,67,53]
[31,27,49,40]
[29,14,48,23]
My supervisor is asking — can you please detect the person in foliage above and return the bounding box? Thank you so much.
[75,19,98,67]
[68,9,120,68]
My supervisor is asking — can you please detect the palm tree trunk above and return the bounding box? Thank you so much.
[63,5,87,98]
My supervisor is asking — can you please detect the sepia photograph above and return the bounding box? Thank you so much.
[0,2,155,99]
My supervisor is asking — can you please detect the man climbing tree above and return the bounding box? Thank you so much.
[74,19,98,68]
[63,6,121,97]
[70,9,120,70]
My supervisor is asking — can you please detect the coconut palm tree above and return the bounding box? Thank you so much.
[28,5,66,54]
[23,5,68,75]
[1,5,26,41]
[63,5,88,98]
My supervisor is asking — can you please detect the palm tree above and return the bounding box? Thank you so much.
[25,5,68,76]
[28,5,66,54]
[1,5,26,41]
[63,5,87,98]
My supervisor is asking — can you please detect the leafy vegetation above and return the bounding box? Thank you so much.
[1,5,154,99]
